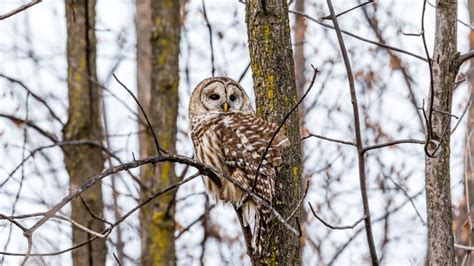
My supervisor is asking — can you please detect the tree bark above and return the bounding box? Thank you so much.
[425,0,458,264]
[457,0,474,264]
[63,0,106,265]
[467,0,474,256]
[293,0,308,259]
[136,0,180,265]
[245,0,302,264]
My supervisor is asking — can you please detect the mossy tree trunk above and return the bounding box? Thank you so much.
[63,0,106,265]
[425,0,457,264]
[136,0,181,265]
[245,0,302,264]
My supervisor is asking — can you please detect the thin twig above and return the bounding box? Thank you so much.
[286,180,310,222]
[303,133,356,146]
[362,139,425,153]
[454,243,474,251]
[202,0,215,77]
[112,74,163,155]
[426,0,473,30]
[252,66,318,191]
[0,113,58,143]
[289,10,427,62]
[175,204,216,239]
[452,87,472,134]
[321,0,373,20]
[459,50,474,65]
[238,62,251,83]
[308,202,365,230]
[0,73,64,125]
[1,140,143,190]
[328,189,424,265]
[0,0,41,20]
[418,0,437,158]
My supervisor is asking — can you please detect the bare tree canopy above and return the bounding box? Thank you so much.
[0,0,473,265]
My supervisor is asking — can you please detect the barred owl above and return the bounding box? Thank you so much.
[188,77,290,253]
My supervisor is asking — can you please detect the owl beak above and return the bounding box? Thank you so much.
[223,102,229,112]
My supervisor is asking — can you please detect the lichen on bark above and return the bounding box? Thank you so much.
[245,0,302,264]
[136,0,180,265]
[63,0,106,265]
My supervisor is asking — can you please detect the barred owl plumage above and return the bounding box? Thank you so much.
[188,77,290,253]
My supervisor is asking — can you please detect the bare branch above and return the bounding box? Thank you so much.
[202,0,215,76]
[326,0,378,263]
[362,139,425,153]
[303,132,356,146]
[289,10,427,62]
[459,50,474,65]
[0,0,41,20]
[112,74,163,155]
[0,113,58,142]
[253,66,318,190]
[0,73,64,125]
[286,180,310,222]
[308,202,365,230]
[321,0,373,20]
[454,243,474,251]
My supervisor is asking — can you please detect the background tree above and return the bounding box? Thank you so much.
[424,0,457,264]
[0,0,473,264]
[456,0,474,264]
[245,0,302,264]
[63,0,106,264]
[136,0,181,265]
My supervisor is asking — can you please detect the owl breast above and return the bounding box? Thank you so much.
[192,116,245,204]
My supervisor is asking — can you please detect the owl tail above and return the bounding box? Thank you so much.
[242,202,271,255]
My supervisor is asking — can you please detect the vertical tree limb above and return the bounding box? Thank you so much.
[425,0,457,264]
[136,0,181,264]
[325,0,378,264]
[245,0,302,264]
[63,0,106,264]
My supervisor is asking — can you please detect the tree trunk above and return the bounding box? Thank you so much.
[245,0,302,264]
[63,0,106,265]
[425,0,457,264]
[293,0,307,256]
[457,0,474,264]
[136,0,181,265]
[294,0,306,102]
[467,0,474,256]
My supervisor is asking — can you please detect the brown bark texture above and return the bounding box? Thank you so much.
[245,0,302,264]
[293,0,307,257]
[63,0,106,265]
[457,0,474,264]
[425,0,458,264]
[136,0,180,265]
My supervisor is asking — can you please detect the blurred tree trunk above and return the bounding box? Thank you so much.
[245,0,302,264]
[63,0,106,265]
[136,0,181,265]
[424,0,457,264]
[293,0,307,254]
[466,0,474,255]
[294,0,306,101]
[457,0,474,264]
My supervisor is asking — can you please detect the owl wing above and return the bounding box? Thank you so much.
[215,112,290,179]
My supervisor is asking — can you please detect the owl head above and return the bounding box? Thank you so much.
[188,77,254,121]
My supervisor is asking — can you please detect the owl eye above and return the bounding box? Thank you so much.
[229,95,236,101]
[209,94,220,100]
